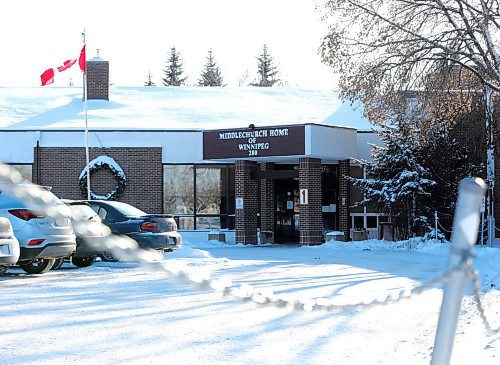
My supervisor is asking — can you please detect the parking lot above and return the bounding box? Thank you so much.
[1,240,498,365]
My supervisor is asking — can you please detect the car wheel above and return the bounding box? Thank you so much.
[100,251,118,262]
[51,258,65,270]
[0,266,7,275]
[72,256,96,268]
[19,259,55,274]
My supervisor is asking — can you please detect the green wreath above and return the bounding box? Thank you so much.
[79,156,127,200]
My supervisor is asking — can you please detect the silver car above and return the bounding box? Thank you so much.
[0,217,20,275]
[0,188,76,274]
[51,200,107,269]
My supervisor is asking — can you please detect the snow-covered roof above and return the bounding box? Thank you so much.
[0,86,374,131]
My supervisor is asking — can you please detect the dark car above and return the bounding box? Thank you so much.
[86,200,181,260]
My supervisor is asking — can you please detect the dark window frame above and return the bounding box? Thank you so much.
[163,163,235,230]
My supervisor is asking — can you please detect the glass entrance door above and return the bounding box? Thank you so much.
[275,179,300,243]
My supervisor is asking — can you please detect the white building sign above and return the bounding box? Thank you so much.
[300,189,308,205]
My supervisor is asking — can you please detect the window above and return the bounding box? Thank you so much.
[196,167,222,214]
[367,215,378,229]
[353,216,364,230]
[196,216,221,230]
[351,214,388,230]
[164,164,235,230]
[97,207,108,220]
[89,205,108,221]
[163,165,194,214]
[321,165,339,231]
[349,165,364,213]
[177,216,195,230]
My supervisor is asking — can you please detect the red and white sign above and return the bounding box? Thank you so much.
[300,189,308,205]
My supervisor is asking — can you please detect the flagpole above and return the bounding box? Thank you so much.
[82,30,91,200]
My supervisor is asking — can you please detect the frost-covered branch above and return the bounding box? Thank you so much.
[321,0,500,104]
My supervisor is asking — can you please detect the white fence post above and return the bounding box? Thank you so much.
[431,178,486,365]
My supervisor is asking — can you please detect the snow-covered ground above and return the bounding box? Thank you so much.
[1,238,498,364]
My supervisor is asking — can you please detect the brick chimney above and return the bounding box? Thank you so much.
[86,50,109,100]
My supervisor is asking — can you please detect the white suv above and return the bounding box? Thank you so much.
[0,217,20,275]
[0,188,76,274]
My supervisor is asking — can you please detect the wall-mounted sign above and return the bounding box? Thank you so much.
[203,125,305,159]
[300,189,308,205]
[236,197,244,210]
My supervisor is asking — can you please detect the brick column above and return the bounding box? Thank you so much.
[339,159,351,240]
[260,162,275,243]
[235,160,258,244]
[299,158,322,246]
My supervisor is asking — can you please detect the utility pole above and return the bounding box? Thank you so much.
[485,88,495,247]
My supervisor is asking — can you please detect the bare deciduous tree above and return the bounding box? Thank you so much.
[320,0,500,99]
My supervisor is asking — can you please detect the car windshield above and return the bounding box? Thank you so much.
[108,202,147,216]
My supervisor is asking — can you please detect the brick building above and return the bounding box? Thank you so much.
[0,60,387,245]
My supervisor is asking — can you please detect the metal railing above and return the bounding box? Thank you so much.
[0,164,498,364]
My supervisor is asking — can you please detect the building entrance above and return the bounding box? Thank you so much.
[275,178,300,243]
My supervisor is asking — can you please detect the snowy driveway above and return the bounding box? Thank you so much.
[0,240,498,364]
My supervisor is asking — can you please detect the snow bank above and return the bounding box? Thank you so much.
[302,237,449,252]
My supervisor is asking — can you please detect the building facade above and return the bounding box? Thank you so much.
[1,122,379,245]
[0,59,395,244]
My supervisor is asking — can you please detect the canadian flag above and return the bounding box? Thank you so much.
[40,45,86,86]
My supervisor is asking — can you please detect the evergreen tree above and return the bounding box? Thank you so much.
[352,119,436,238]
[251,44,279,87]
[198,49,224,87]
[144,70,156,87]
[162,47,187,87]
[351,118,480,239]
